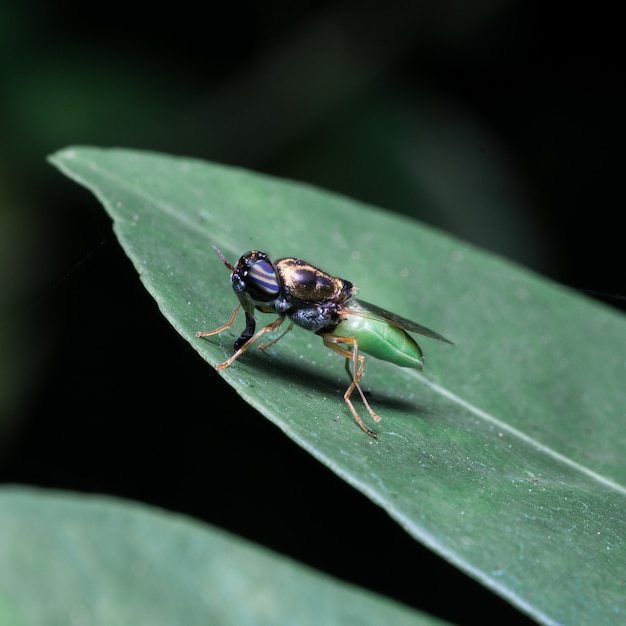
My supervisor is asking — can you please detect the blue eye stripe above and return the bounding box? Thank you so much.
[249,260,280,295]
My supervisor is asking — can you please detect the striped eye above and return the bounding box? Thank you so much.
[247,259,280,298]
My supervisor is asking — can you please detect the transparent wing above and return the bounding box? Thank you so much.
[346,299,454,345]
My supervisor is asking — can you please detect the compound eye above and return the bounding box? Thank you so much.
[246,258,280,300]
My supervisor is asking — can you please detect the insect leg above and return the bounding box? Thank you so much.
[341,339,382,426]
[214,316,285,370]
[258,322,294,351]
[322,334,380,438]
[196,304,241,337]
[198,309,286,371]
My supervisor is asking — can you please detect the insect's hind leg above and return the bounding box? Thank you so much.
[322,334,380,438]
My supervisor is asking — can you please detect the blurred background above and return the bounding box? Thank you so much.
[1,1,622,624]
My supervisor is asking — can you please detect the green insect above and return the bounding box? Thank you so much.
[197,248,452,437]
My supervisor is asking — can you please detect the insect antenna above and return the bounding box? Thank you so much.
[213,246,236,271]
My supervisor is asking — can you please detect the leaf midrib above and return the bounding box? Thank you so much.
[413,370,626,494]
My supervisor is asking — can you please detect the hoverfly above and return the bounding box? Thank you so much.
[197,248,452,437]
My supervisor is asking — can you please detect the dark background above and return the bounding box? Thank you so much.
[1,2,623,624]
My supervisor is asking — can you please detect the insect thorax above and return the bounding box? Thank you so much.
[275,258,354,303]
[287,301,343,333]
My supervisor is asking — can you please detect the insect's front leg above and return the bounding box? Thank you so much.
[196,304,241,338]
[214,315,283,370]
[195,303,254,353]
[198,307,286,371]
[322,334,380,438]
[233,310,259,351]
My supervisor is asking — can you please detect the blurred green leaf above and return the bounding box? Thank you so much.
[49,147,626,625]
[0,487,447,626]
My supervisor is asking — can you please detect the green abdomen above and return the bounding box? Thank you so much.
[334,315,424,369]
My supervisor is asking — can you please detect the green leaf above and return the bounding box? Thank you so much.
[49,146,626,625]
[0,487,446,626]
